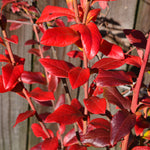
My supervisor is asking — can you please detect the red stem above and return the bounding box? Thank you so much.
[131,33,150,113]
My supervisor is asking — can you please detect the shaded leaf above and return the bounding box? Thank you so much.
[103,87,131,110]
[69,144,87,150]
[2,64,24,89]
[13,110,36,127]
[0,54,9,62]
[21,71,46,85]
[41,27,80,47]
[67,50,83,60]
[30,142,42,150]
[39,58,74,78]
[45,104,84,125]
[84,96,106,114]
[123,29,147,49]
[55,94,65,110]
[29,87,55,101]
[95,69,133,87]
[28,48,40,57]
[36,5,75,23]
[110,110,136,146]
[42,137,58,150]
[31,123,54,140]
[68,67,90,89]
[25,39,39,45]
[48,74,59,92]
[99,39,125,59]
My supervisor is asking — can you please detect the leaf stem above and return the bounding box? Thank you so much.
[131,33,150,113]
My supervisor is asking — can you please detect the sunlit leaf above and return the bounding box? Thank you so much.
[132,146,150,150]
[5,35,18,44]
[68,67,90,89]
[39,58,74,78]
[0,54,9,62]
[41,27,80,47]
[45,104,84,125]
[13,110,36,127]
[84,96,106,114]
[143,130,150,140]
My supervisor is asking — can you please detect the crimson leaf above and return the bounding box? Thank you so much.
[13,110,36,127]
[132,146,150,150]
[45,104,84,125]
[39,58,74,78]
[68,67,90,89]
[84,96,106,114]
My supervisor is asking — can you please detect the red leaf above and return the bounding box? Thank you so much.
[55,94,65,110]
[132,146,150,150]
[89,118,110,130]
[13,110,36,127]
[0,75,11,93]
[21,71,46,85]
[41,27,80,47]
[83,128,110,147]
[36,5,75,23]
[84,96,106,114]
[86,8,101,24]
[31,123,54,139]
[45,104,84,125]
[2,64,24,89]
[1,0,15,11]
[5,35,18,44]
[110,110,136,146]
[39,58,74,78]
[103,87,131,110]
[95,69,133,87]
[123,29,147,49]
[125,55,142,68]
[68,67,90,89]
[69,144,87,150]
[28,48,40,57]
[24,39,39,45]
[67,50,83,60]
[99,39,125,59]
[42,137,59,150]
[30,142,42,150]
[9,19,28,31]
[29,87,55,101]
[0,54,9,62]
[71,98,82,110]
[92,57,125,70]
[48,74,59,92]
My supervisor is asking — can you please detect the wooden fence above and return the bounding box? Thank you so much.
[0,0,150,150]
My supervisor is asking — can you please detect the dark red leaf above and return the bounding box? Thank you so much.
[48,74,59,92]
[45,104,84,125]
[95,69,133,87]
[36,5,75,23]
[41,27,80,47]
[71,98,82,110]
[84,96,106,114]
[24,39,39,45]
[9,19,28,31]
[67,50,83,60]
[55,94,65,110]
[82,128,110,147]
[2,64,24,89]
[21,71,46,85]
[0,54,9,62]
[39,58,74,78]
[99,39,125,59]
[132,146,150,150]
[29,87,55,101]
[13,110,36,127]
[89,118,110,130]
[123,29,147,49]
[110,110,136,146]
[103,87,131,110]
[68,67,90,89]
[42,137,58,150]
[28,48,40,57]
[92,57,125,70]
[69,144,87,150]
[5,35,18,44]
[31,123,54,139]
